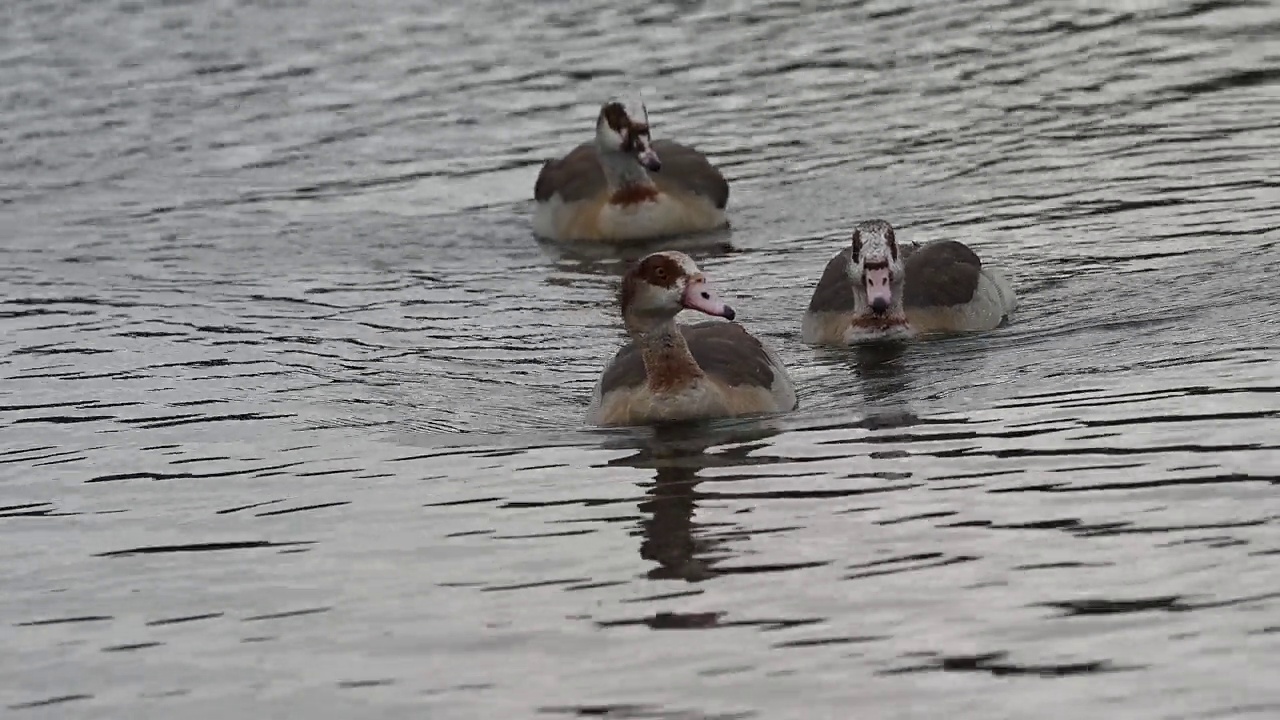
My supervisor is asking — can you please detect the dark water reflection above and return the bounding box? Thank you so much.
[3,0,1280,717]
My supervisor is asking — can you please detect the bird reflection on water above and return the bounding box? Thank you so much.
[601,420,788,584]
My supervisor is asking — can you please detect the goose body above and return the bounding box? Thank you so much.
[588,252,796,426]
[534,103,729,244]
[802,220,1017,345]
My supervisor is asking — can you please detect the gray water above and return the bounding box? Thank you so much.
[2,0,1279,717]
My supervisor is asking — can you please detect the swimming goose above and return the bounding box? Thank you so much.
[534,102,729,243]
[802,219,1017,345]
[588,251,797,426]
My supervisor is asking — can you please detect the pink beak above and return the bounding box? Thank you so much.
[681,275,735,320]
[865,267,893,314]
[637,145,661,172]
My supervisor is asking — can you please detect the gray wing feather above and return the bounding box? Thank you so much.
[806,249,857,313]
[534,143,605,203]
[683,322,776,389]
[651,140,729,209]
[903,241,982,308]
[595,322,783,396]
[597,340,645,396]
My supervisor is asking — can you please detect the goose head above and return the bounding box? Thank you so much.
[848,219,906,316]
[620,251,734,334]
[843,219,912,342]
[596,101,662,171]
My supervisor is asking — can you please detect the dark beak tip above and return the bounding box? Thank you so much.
[648,160,662,171]
[722,306,737,321]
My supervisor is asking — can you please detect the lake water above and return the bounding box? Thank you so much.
[2,0,1278,718]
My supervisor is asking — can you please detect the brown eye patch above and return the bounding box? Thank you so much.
[601,102,632,133]
[622,124,650,152]
[619,254,685,313]
[639,254,683,287]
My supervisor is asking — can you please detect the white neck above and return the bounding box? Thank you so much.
[597,148,654,191]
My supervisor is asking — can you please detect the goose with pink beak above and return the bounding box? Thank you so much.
[802,219,1018,345]
[533,101,731,244]
[587,251,797,426]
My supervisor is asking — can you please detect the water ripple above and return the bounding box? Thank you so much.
[2,0,1279,717]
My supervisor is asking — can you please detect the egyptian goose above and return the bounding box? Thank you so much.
[802,219,1017,345]
[587,251,797,426]
[533,102,729,243]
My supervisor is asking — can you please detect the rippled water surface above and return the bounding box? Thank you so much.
[3,0,1279,717]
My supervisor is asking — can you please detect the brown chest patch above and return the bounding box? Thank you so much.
[643,345,705,393]
[597,322,778,396]
[851,315,909,331]
[609,185,660,206]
